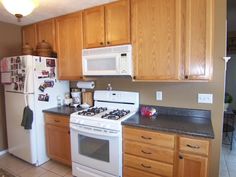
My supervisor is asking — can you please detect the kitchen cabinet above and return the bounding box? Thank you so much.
[83,6,105,48]
[123,126,211,177]
[83,0,130,48]
[45,113,71,166]
[55,12,83,80]
[131,0,213,81]
[177,136,210,177]
[123,126,176,177]
[183,0,213,80]
[36,19,56,51]
[22,24,37,49]
[131,0,182,80]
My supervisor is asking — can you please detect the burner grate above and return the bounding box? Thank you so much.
[78,107,107,116]
[101,109,130,120]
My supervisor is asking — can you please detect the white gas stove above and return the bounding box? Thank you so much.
[70,90,139,177]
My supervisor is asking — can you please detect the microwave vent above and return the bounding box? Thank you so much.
[82,45,132,56]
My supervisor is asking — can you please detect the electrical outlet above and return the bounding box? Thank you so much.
[198,94,213,104]
[156,91,162,101]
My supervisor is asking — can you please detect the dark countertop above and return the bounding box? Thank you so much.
[43,106,83,116]
[122,106,214,139]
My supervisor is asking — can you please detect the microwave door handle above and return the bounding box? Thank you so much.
[70,126,120,138]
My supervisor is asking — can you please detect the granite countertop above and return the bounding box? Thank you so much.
[122,106,214,139]
[43,106,83,116]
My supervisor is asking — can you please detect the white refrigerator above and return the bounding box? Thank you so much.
[2,55,69,166]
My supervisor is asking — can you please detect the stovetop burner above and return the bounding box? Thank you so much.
[78,107,107,116]
[101,109,131,120]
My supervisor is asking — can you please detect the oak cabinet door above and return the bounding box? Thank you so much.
[184,0,213,80]
[105,0,130,46]
[45,124,71,166]
[22,24,37,49]
[178,153,208,177]
[132,0,182,80]
[55,12,83,80]
[37,19,56,51]
[83,6,105,48]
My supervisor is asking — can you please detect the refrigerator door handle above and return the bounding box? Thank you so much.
[24,67,29,106]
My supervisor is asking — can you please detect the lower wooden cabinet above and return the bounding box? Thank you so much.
[45,113,71,166]
[123,126,211,177]
[178,153,208,177]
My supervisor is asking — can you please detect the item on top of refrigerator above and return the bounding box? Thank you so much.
[36,40,52,57]
[22,43,33,55]
[140,106,157,118]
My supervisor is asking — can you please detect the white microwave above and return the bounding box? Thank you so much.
[82,45,132,76]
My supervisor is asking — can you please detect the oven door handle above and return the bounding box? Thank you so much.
[70,126,120,138]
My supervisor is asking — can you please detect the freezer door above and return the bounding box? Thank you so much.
[5,91,37,164]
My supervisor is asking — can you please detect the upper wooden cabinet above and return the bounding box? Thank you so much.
[22,24,37,49]
[183,0,213,80]
[55,12,83,80]
[36,19,56,51]
[105,0,131,46]
[131,0,182,80]
[83,0,130,48]
[132,0,213,81]
[83,6,105,48]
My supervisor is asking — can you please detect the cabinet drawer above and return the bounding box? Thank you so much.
[124,140,174,164]
[123,126,175,149]
[179,137,210,156]
[123,166,161,177]
[45,113,69,127]
[124,154,173,177]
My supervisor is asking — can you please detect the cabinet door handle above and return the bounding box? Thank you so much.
[179,155,183,159]
[141,164,151,169]
[68,131,70,134]
[54,120,60,123]
[141,150,152,155]
[100,42,104,45]
[141,136,152,140]
[185,75,189,79]
[186,144,200,149]
[107,41,110,45]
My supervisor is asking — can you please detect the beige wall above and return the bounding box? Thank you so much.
[72,0,227,176]
[0,21,21,151]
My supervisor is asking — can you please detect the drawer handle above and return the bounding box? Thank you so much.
[141,150,152,155]
[186,144,200,149]
[141,136,152,140]
[54,120,60,123]
[141,164,151,169]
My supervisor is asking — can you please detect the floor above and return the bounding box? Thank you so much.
[0,153,72,177]
[220,126,236,177]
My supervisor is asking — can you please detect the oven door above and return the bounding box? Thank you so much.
[70,124,121,176]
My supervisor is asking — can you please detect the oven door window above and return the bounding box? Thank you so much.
[78,135,109,162]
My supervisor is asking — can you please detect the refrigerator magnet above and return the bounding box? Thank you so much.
[38,85,45,92]
[38,94,45,101]
[45,94,49,102]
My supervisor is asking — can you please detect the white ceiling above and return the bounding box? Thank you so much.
[0,0,116,26]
